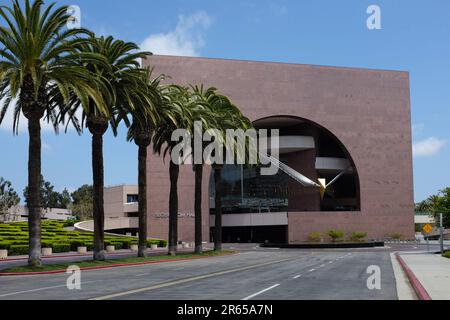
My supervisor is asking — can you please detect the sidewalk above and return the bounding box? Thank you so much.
[400,253,450,300]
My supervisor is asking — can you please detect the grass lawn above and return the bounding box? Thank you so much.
[443,251,450,259]
[0,250,235,274]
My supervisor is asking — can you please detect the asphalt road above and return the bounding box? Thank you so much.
[0,248,399,300]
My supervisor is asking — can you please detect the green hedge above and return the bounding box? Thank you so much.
[0,241,10,250]
[0,221,166,256]
[147,239,167,248]
[52,243,71,253]
[9,245,29,256]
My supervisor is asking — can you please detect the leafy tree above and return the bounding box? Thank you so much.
[0,0,108,267]
[69,185,93,221]
[23,175,67,209]
[59,188,72,209]
[415,189,450,228]
[0,177,20,220]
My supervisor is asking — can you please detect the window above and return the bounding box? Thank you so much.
[127,212,139,218]
[126,194,139,203]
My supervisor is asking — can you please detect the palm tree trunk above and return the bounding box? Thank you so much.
[27,115,42,266]
[91,128,106,261]
[194,164,203,254]
[168,161,179,256]
[137,144,148,257]
[214,166,222,251]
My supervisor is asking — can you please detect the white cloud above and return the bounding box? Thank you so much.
[0,98,54,133]
[0,98,82,134]
[140,11,212,57]
[413,137,447,157]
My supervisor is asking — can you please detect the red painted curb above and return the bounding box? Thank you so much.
[0,253,235,277]
[0,251,142,262]
[395,253,432,300]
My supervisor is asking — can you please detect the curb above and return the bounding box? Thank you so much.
[0,253,118,262]
[0,252,235,277]
[0,250,151,262]
[395,253,432,300]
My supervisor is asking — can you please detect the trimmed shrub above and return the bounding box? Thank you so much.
[328,230,345,242]
[70,240,87,251]
[391,233,402,240]
[52,243,71,253]
[0,221,165,256]
[349,232,368,242]
[158,240,167,247]
[41,241,54,248]
[308,232,322,242]
[0,232,28,237]
[0,241,11,250]
[111,242,123,250]
[121,240,131,249]
[443,251,450,258]
[147,239,159,247]
[9,245,29,256]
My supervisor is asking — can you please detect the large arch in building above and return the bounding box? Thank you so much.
[144,55,415,244]
[209,115,361,243]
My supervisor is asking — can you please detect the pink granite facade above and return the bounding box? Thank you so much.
[143,55,415,243]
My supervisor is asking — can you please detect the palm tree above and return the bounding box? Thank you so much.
[189,86,221,254]
[206,92,252,251]
[123,69,162,257]
[61,35,151,260]
[152,85,198,256]
[0,0,107,266]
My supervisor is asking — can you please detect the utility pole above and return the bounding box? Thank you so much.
[440,213,444,255]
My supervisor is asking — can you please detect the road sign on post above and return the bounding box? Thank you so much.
[423,224,433,253]
[440,213,444,255]
[423,224,433,234]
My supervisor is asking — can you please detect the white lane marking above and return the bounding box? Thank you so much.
[0,280,102,298]
[329,261,333,264]
[293,274,302,279]
[319,264,326,268]
[242,284,280,301]
[92,257,296,300]
[308,268,316,272]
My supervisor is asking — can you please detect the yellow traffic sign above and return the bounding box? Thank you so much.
[423,224,433,234]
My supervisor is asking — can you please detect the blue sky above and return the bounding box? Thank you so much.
[0,0,449,202]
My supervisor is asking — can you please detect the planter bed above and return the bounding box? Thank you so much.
[260,241,385,249]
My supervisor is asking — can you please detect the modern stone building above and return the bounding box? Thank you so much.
[106,55,415,244]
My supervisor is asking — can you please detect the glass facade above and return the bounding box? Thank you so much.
[209,117,361,215]
[210,157,290,215]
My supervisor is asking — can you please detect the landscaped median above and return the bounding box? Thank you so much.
[0,220,167,257]
[0,250,235,276]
